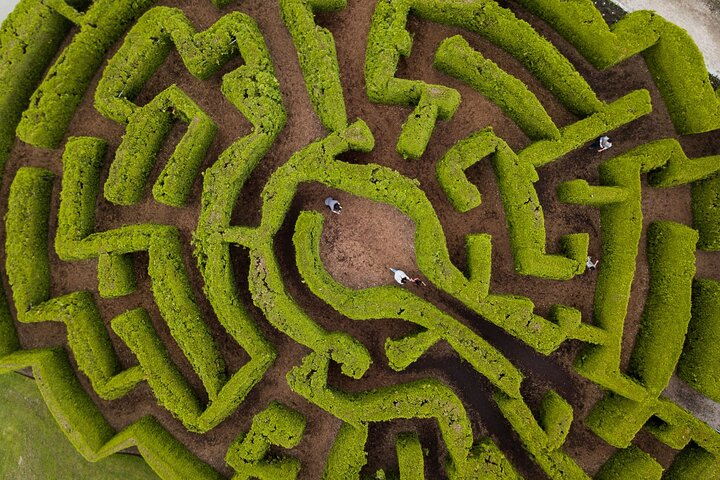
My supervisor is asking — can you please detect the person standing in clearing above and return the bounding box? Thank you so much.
[325,196,342,214]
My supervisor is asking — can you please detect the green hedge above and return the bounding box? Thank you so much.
[293,210,523,398]
[287,352,476,476]
[692,176,720,251]
[105,85,217,207]
[364,0,459,159]
[55,136,227,404]
[493,132,587,280]
[16,0,155,148]
[225,401,305,479]
[677,279,720,402]
[628,221,697,393]
[0,0,72,172]
[323,423,369,479]
[495,392,587,478]
[435,35,560,141]
[26,292,144,400]
[0,348,223,479]
[514,0,720,135]
[539,390,573,450]
[112,308,204,430]
[595,446,663,480]
[519,89,652,169]
[396,432,424,480]
[279,0,347,132]
[5,167,53,317]
[436,128,498,212]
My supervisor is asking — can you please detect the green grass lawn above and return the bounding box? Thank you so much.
[0,372,157,479]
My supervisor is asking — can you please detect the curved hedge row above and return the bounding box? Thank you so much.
[226,122,592,356]
[16,0,155,148]
[365,0,603,159]
[279,0,348,132]
[515,0,720,135]
[293,210,523,398]
[434,35,560,142]
[678,279,720,402]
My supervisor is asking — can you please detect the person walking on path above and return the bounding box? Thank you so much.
[390,268,410,285]
[325,196,342,214]
[596,135,612,152]
[586,256,599,271]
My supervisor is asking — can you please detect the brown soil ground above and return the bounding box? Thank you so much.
[2,0,719,478]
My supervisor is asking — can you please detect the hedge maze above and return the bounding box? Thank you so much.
[1,0,720,478]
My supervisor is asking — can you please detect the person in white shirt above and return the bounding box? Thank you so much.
[597,136,612,152]
[390,268,410,284]
[586,256,599,271]
[324,196,342,214]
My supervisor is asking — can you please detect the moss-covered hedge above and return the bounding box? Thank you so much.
[279,0,348,132]
[514,0,720,135]
[678,279,720,402]
[16,0,155,148]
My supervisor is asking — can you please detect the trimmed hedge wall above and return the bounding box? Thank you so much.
[627,221,697,393]
[435,35,560,141]
[0,348,223,479]
[287,351,476,477]
[5,167,53,318]
[105,85,217,207]
[396,432,424,480]
[279,0,348,132]
[0,0,72,173]
[595,446,663,480]
[692,176,720,251]
[495,392,586,479]
[55,136,227,405]
[514,0,720,135]
[678,279,720,402]
[225,401,305,479]
[519,89,652,169]
[293,210,523,398]
[364,0,460,159]
[16,0,155,148]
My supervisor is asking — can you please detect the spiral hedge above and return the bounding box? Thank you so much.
[1,0,719,479]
